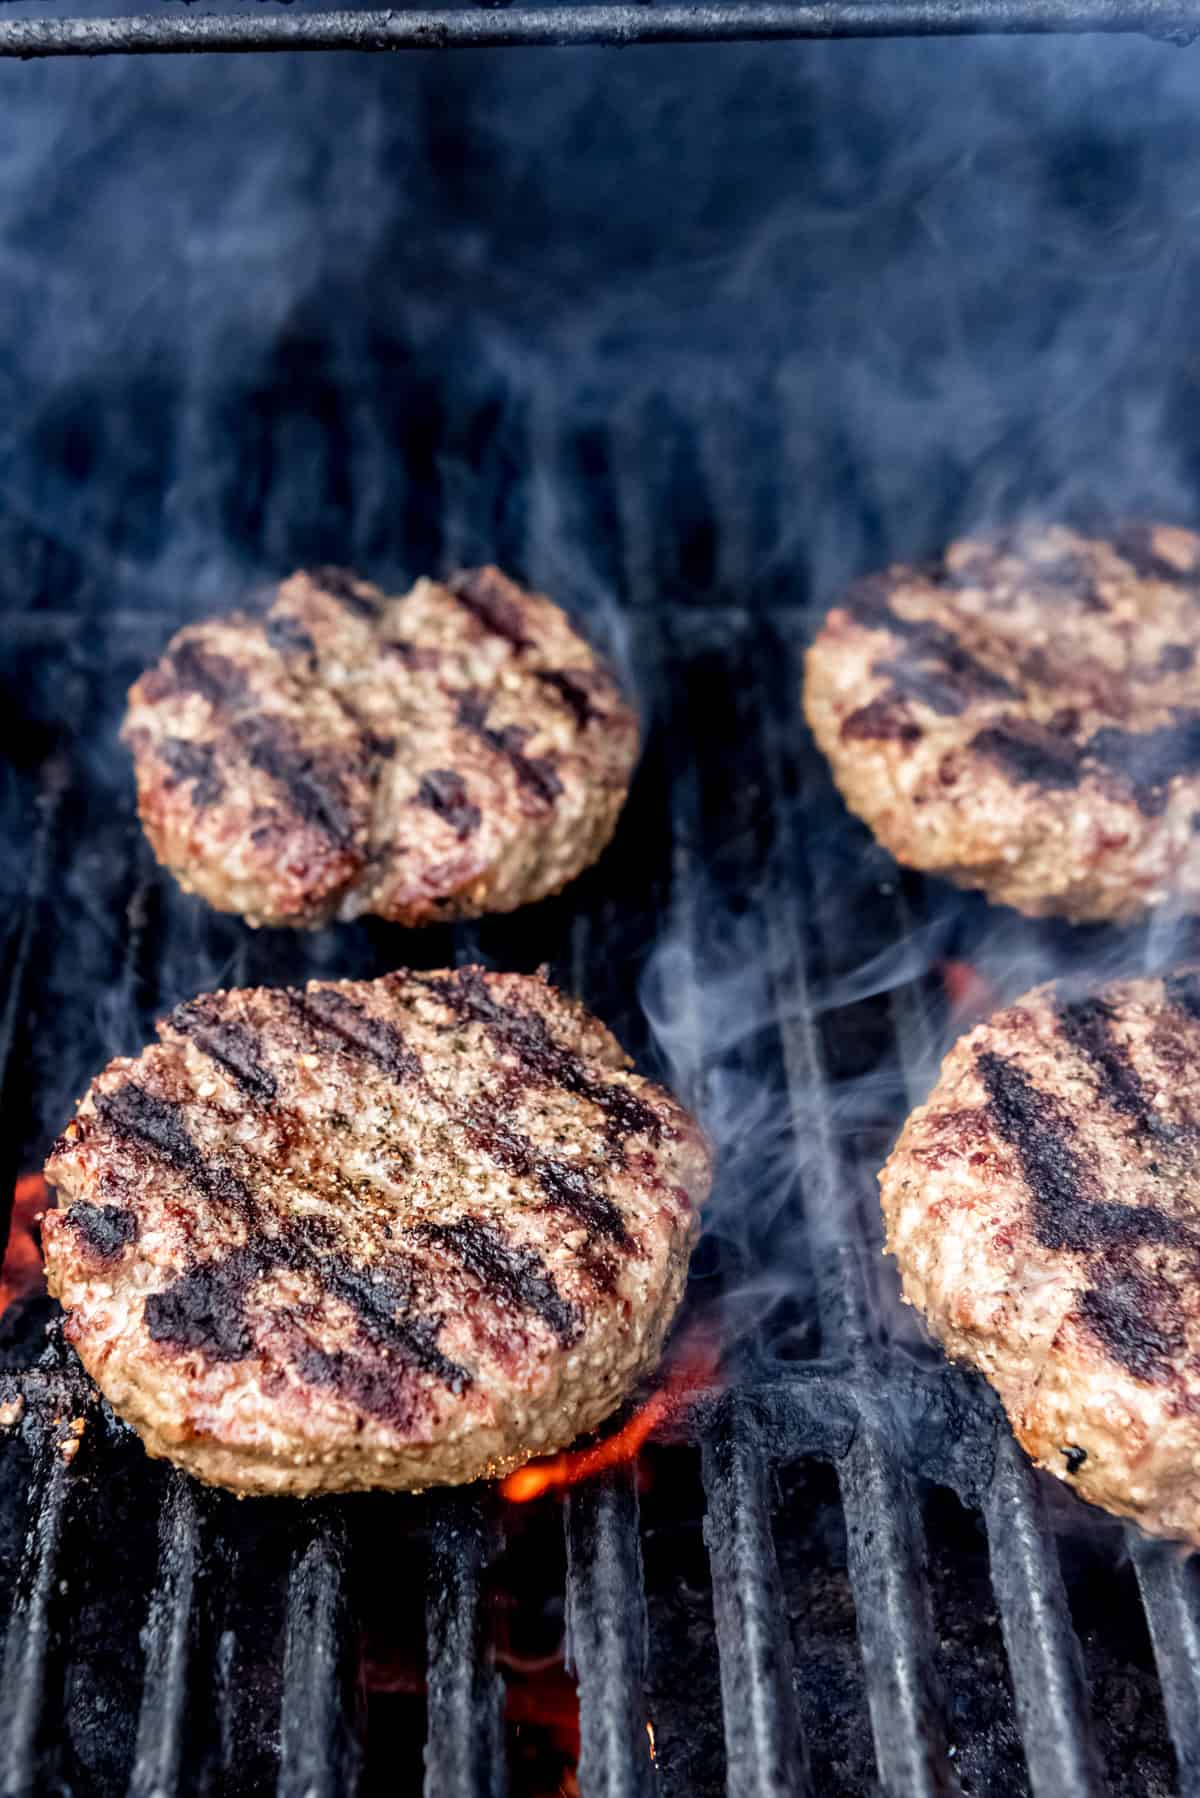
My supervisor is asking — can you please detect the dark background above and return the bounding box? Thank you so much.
[1,27,1200,623]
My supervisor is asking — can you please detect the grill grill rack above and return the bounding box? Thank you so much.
[1,607,1199,1795]
[0,0,1198,60]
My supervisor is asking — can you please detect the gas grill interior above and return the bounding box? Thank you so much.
[5,32,1200,1798]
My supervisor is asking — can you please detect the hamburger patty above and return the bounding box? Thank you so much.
[881,970,1200,1544]
[123,565,638,928]
[804,522,1200,922]
[42,968,710,1497]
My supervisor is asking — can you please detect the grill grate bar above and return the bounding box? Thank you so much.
[0,1441,71,1798]
[277,1512,362,1798]
[129,1474,203,1798]
[564,1466,654,1798]
[701,1404,808,1798]
[1130,1533,1200,1795]
[424,1492,505,1798]
[836,1416,958,1797]
[982,1434,1103,1797]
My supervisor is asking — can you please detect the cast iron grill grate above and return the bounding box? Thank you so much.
[0,603,1196,1796]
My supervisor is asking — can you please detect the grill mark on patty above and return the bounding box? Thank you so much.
[287,987,421,1083]
[1087,714,1200,817]
[456,692,563,806]
[232,717,363,849]
[844,575,1017,716]
[971,720,1083,789]
[470,1113,631,1250]
[266,614,318,660]
[448,569,533,650]
[67,1203,138,1258]
[168,1002,278,1105]
[976,1049,1193,1383]
[422,1219,581,1345]
[417,769,481,838]
[157,641,249,712]
[421,968,662,1148]
[840,697,922,745]
[1159,643,1195,675]
[1165,972,1200,1023]
[94,1083,252,1214]
[158,738,223,808]
[312,566,382,620]
[144,1247,258,1360]
[535,668,605,729]
[1056,994,1158,1133]
[1111,523,1200,585]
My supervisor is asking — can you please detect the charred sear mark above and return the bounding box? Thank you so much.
[423,967,662,1148]
[232,717,363,849]
[1159,643,1195,675]
[1062,1444,1087,1474]
[169,1001,278,1105]
[471,1113,631,1247]
[843,576,1015,717]
[160,640,249,712]
[158,737,223,808]
[1076,1270,1185,1385]
[1086,714,1200,817]
[363,732,396,761]
[288,987,420,1083]
[456,692,563,805]
[1112,522,1200,586]
[840,698,922,745]
[423,1219,581,1345]
[145,1248,259,1361]
[1026,551,1104,611]
[312,566,382,620]
[95,1083,252,1213]
[417,769,482,838]
[1056,994,1157,1133]
[448,569,532,650]
[535,668,607,729]
[977,1049,1194,1384]
[266,615,318,660]
[1165,972,1200,1023]
[970,720,1083,790]
[319,1260,468,1390]
[67,1203,137,1259]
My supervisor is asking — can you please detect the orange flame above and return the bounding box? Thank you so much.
[500,1334,718,1504]
[940,959,1000,1023]
[1,1175,48,1317]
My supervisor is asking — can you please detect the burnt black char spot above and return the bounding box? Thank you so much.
[535,668,605,729]
[1111,523,1200,585]
[157,738,223,808]
[449,569,532,650]
[232,717,363,849]
[843,576,1015,717]
[424,1219,581,1345]
[1062,1444,1087,1474]
[425,967,662,1148]
[1087,714,1200,817]
[1159,644,1195,674]
[288,987,420,1083]
[1165,972,1200,1023]
[162,641,249,712]
[168,1002,278,1105]
[320,1261,469,1390]
[1056,995,1157,1133]
[266,615,318,660]
[455,692,563,806]
[312,566,382,620]
[970,720,1083,789]
[417,769,482,838]
[68,1203,137,1258]
[840,698,922,745]
[977,1050,1193,1384]
[145,1249,258,1361]
[95,1083,252,1214]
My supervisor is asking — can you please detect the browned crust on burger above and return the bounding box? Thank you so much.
[42,968,710,1497]
[880,969,1200,1544]
[123,566,639,929]
[804,523,1200,923]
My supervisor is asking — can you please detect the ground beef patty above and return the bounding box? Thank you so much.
[804,522,1200,923]
[880,969,1200,1544]
[123,565,638,928]
[42,968,709,1497]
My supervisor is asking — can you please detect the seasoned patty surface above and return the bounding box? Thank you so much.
[42,969,709,1497]
[123,566,638,928]
[881,970,1200,1544]
[804,523,1200,922]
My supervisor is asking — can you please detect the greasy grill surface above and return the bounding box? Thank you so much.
[0,604,1195,1796]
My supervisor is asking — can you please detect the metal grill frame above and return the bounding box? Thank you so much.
[0,0,1197,59]
[2,605,1200,1797]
